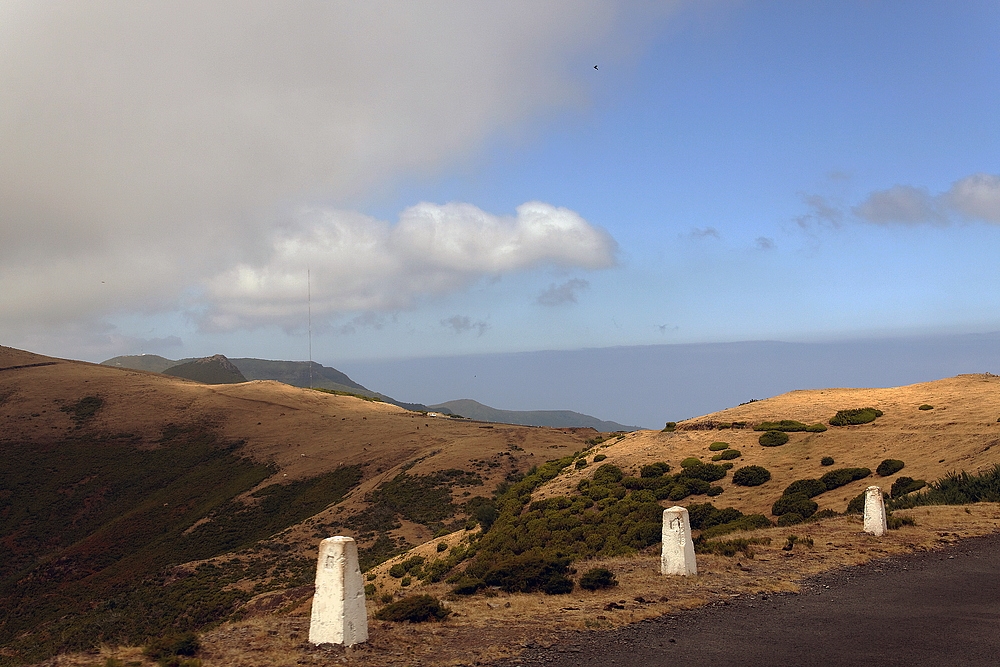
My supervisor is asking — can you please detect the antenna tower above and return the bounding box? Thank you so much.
[307,268,313,389]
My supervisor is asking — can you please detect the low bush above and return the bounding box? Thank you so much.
[579,567,618,591]
[640,462,671,478]
[829,407,883,426]
[887,514,916,529]
[889,464,1000,509]
[890,476,926,498]
[375,595,450,622]
[732,466,771,487]
[699,513,773,539]
[771,492,818,519]
[144,633,199,665]
[782,478,826,498]
[695,536,770,557]
[758,431,789,447]
[686,503,744,530]
[811,508,838,520]
[437,542,448,552]
[482,552,574,594]
[876,459,905,477]
[592,463,624,484]
[708,442,730,451]
[575,459,587,469]
[593,454,607,462]
[663,422,677,432]
[776,513,803,527]
[820,456,835,466]
[706,486,724,496]
[754,420,826,433]
[918,404,934,410]
[450,576,486,595]
[680,457,702,469]
[678,463,728,482]
[819,467,871,491]
[711,449,741,461]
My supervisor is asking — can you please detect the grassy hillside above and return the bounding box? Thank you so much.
[161,355,248,384]
[101,354,178,373]
[0,346,596,665]
[429,398,636,431]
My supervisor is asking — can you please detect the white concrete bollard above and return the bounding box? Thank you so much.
[661,506,697,576]
[863,485,888,537]
[309,536,368,646]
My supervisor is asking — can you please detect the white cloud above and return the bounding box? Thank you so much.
[947,173,1000,223]
[202,202,616,330]
[0,1,669,336]
[441,315,489,336]
[537,278,590,306]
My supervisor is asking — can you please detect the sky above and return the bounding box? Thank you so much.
[4,2,1000,385]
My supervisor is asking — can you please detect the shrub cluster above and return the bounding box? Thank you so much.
[695,536,770,558]
[640,462,671,477]
[711,449,741,461]
[820,456,835,466]
[375,595,450,622]
[732,466,771,487]
[876,459,905,477]
[829,407,883,426]
[708,442,730,451]
[388,555,425,579]
[680,457,702,468]
[144,633,200,667]
[918,404,934,410]
[819,467,872,491]
[663,422,677,432]
[889,464,1000,509]
[771,493,818,522]
[889,476,926,498]
[579,567,618,591]
[758,431,789,447]
[754,420,827,433]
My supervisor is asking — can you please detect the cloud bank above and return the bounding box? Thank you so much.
[0,1,659,335]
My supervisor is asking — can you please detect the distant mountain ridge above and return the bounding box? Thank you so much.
[100,354,632,429]
[428,398,636,431]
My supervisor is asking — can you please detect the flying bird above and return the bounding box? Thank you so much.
[594,64,598,70]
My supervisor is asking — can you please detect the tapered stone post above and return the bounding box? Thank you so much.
[863,486,887,537]
[309,536,368,646]
[661,506,697,575]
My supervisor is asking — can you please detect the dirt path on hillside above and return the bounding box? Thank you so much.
[492,532,1000,667]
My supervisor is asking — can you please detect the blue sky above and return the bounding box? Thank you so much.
[3,1,1000,371]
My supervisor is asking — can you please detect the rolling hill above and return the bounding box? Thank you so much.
[7,345,1000,666]
[429,398,636,431]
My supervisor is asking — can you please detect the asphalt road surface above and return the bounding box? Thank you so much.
[494,533,1000,667]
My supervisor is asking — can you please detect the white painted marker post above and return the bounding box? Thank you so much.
[661,506,697,576]
[309,536,368,646]
[863,486,888,537]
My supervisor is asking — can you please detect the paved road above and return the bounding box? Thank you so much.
[494,533,1000,667]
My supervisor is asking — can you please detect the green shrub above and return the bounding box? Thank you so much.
[829,407,883,426]
[721,462,734,470]
[575,459,587,469]
[918,404,934,410]
[776,513,803,527]
[640,462,671,478]
[820,456,835,466]
[593,454,607,462]
[711,449,741,461]
[678,463,727,482]
[592,464,624,484]
[695,536,769,557]
[754,420,809,432]
[686,503,745,530]
[889,476,926,498]
[709,442,730,451]
[680,457,702,468]
[782,478,826,499]
[374,594,450,622]
[805,423,828,432]
[579,567,618,591]
[436,542,448,552]
[699,514,772,539]
[542,574,575,595]
[811,508,838,520]
[144,633,199,664]
[771,492,818,519]
[389,564,406,578]
[732,466,771,487]
[889,464,1000,509]
[482,553,574,594]
[887,514,916,529]
[706,486,723,497]
[819,467,871,490]
[758,431,789,447]
[400,576,412,587]
[450,576,486,595]
[662,422,677,432]
[876,459,905,477]
[364,583,376,598]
